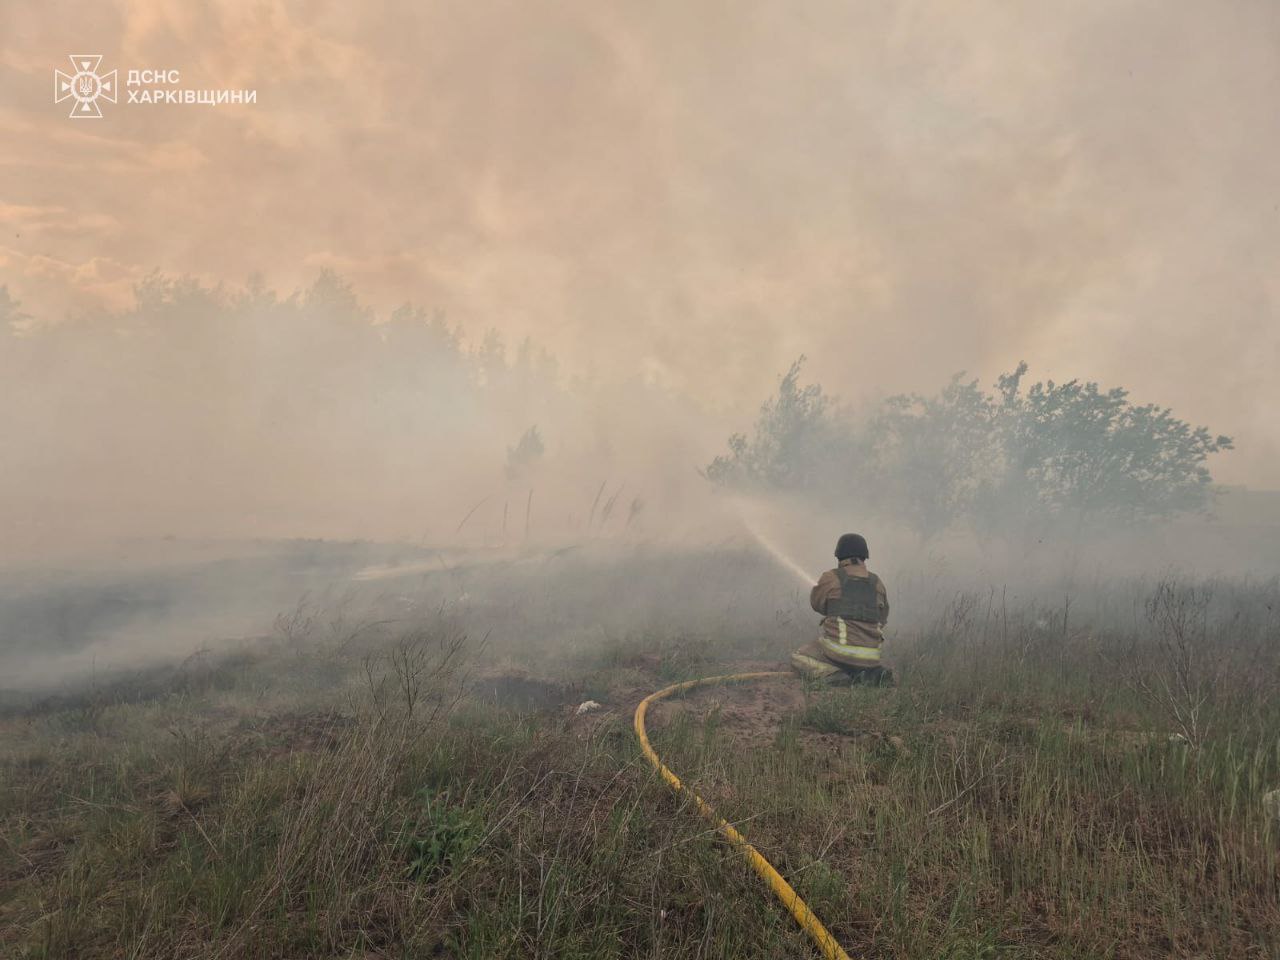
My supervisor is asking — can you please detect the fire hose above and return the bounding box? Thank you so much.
[633,671,852,960]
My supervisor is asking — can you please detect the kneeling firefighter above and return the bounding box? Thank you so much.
[791,533,892,684]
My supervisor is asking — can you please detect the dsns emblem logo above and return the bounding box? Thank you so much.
[54,55,117,118]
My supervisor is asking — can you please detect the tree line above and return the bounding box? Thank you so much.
[705,359,1233,541]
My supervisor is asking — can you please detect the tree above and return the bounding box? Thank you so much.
[0,286,31,330]
[703,358,854,491]
[986,363,1233,524]
[505,426,545,481]
[706,359,1234,539]
[869,376,1001,539]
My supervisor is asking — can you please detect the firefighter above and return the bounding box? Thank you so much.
[790,533,892,684]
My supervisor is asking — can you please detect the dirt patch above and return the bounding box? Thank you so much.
[643,675,805,748]
[637,669,911,761]
[470,672,571,712]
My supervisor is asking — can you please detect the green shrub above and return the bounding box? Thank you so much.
[400,789,484,881]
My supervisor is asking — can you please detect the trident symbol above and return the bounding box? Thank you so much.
[54,55,117,119]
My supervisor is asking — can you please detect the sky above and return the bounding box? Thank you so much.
[1,0,1278,489]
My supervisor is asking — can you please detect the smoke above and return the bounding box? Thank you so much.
[0,273,740,560]
[1,1,1278,488]
[744,526,816,590]
[731,498,818,588]
[1,3,1279,691]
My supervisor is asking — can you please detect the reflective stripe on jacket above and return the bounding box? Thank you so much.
[810,559,889,668]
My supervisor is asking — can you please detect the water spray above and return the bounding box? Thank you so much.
[730,500,815,588]
[745,522,815,588]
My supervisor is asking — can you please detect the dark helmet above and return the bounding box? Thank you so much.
[835,533,869,561]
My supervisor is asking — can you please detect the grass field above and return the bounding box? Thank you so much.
[1,550,1277,958]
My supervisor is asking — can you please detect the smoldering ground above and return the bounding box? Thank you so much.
[0,270,1272,696]
[1,280,1276,958]
[3,497,1277,702]
[2,2,1279,692]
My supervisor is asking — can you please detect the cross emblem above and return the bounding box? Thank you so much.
[54,55,117,119]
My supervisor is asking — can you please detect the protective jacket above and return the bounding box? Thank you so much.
[808,558,889,669]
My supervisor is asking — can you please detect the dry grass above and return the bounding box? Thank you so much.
[1,571,1278,958]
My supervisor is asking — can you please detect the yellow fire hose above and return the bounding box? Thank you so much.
[633,671,852,960]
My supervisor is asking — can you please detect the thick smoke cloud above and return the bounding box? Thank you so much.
[0,1,1276,568]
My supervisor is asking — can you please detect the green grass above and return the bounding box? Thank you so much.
[1,578,1278,958]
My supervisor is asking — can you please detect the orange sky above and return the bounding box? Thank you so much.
[2,1,1278,486]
